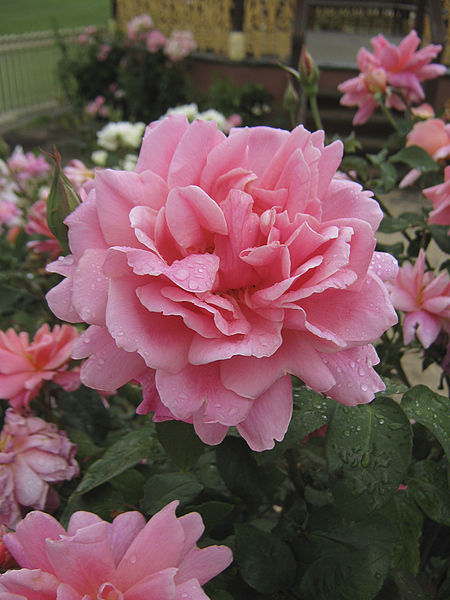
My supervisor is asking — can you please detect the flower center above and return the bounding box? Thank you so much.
[97,582,124,600]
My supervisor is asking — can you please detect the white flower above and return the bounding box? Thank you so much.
[197,109,228,131]
[91,150,108,166]
[120,153,138,171]
[164,103,199,121]
[96,122,146,151]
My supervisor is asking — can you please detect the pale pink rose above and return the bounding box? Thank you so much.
[371,30,446,103]
[146,29,168,53]
[339,30,446,125]
[0,410,78,528]
[406,118,450,161]
[0,201,21,231]
[165,30,197,61]
[223,113,243,134]
[63,159,95,192]
[96,43,111,62]
[0,324,80,411]
[0,500,232,598]
[86,95,109,118]
[25,195,62,259]
[399,118,450,188]
[411,103,435,118]
[7,146,50,181]
[388,249,450,347]
[46,116,398,451]
[424,165,450,227]
[127,13,154,40]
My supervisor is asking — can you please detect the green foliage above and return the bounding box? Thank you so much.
[326,398,412,519]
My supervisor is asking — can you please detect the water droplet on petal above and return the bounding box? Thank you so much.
[361,383,368,392]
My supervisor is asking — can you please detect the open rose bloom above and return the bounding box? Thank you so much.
[46,116,398,451]
[388,249,450,347]
[0,409,78,528]
[339,30,446,125]
[0,501,232,599]
[0,324,80,411]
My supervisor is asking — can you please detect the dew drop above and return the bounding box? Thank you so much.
[361,383,368,392]
[188,280,199,290]
[358,368,365,377]
[336,367,342,373]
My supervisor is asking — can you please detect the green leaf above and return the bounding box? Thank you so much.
[187,501,234,532]
[299,509,395,600]
[45,148,81,254]
[390,569,434,600]
[407,460,450,526]
[215,437,264,509]
[430,225,450,255]
[66,429,104,462]
[378,212,425,233]
[401,385,450,459]
[340,156,368,179]
[156,421,205,471]
[282,387,336,448]
[75,428,155,494]
[389,146,439,172]
[61,485,125,527]
[235,524,296,594]
[57,388,110,444]
[142,472,203,514]
[109,469,146,506]
[382,491,423,573]
[378,162,397,192]
[326,397,412,519]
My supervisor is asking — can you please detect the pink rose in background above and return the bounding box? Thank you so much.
[0,501,232,598]
[165,30,197,62]
[411,103,435,118]
[0,409,78,527]
[388,249,450,347]
[399,118,450,187]
[223,113,243,134]
[0,323,80,411]
[0,201,21,231]
[63,159,95,192]
[146,29,168,53]
[339,30,445,125]
[86,95,109,118]
[25,191,62,258]
[127,13,154,41]
[7,146,50,181]
[424,165,450,227]
[96,43,111,62]
[46,115,398,451]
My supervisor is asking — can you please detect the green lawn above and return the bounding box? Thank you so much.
[0,0,111,35]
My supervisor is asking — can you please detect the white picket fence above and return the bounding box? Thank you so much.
[0,28,85,128]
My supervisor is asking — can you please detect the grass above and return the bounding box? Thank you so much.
[0,0,111,35]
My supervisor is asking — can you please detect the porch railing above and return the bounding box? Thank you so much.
[0,27,84,128]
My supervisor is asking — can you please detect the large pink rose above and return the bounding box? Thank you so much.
[46,116,398,451]
[0,501,232,599]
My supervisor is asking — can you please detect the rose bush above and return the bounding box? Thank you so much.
[46,115,398,450]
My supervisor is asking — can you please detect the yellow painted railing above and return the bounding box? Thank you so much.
[116,0,450,65]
